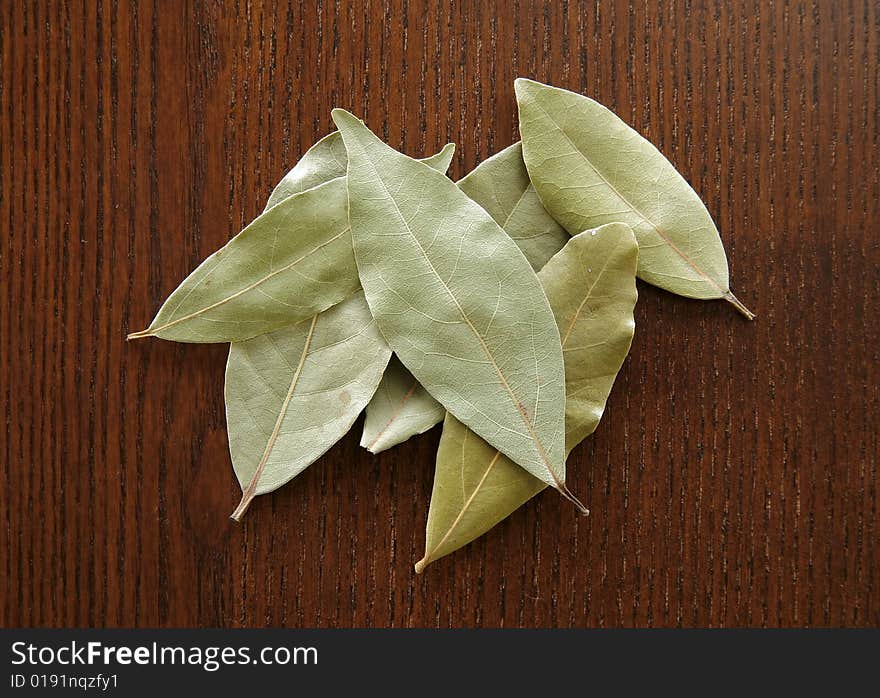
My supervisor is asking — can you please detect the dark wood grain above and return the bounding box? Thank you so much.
[2,0,877,628]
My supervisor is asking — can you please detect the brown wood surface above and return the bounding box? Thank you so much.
[2,0,878,628]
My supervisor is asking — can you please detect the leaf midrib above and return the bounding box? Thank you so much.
[424,448,503,565]
[234,314,318,512]
[365,378,420,452]
[499,184,531,230]
[560,240,618,345]
[357,146,559,482]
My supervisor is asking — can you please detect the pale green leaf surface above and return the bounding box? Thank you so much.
[333,108,569,492]
[360,356,446,454]
[265,132,456,210]
[457,141,568,271]
[360,142,566,453]
[131,140,455,344]
[265,132,349,209]
[515,78,751,317]
[227,290,391,519]
[416,224,639,571]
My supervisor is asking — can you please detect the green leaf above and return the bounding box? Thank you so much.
[129,139,455,344]
[457,141,568,271]
[360,356,446,454]
[416,224,639,572]
[128,178,357,343]
[360,142,567,453]
[515,78,753,318]
[333,108,580,505]
[227,290,391,520]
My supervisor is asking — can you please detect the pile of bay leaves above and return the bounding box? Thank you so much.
[130,79,752,572]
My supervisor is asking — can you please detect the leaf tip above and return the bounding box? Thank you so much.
[330,108,361,132]
[724,291,756,320]
[514,77,539,97]
[359,428,382,454]
[359,440,379,455]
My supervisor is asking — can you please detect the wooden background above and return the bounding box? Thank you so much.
[2,0,878,628]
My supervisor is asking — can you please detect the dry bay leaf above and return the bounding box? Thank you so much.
[361,142,568,453]
[227,290,391,520]
[333,108,583,509]
[515,78,753,318]
[416,223,639,571]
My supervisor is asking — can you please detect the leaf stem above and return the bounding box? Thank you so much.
[126,329,153,341]
[724,291,755,320]
[230,493,253,522]
[555,481,590,516]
